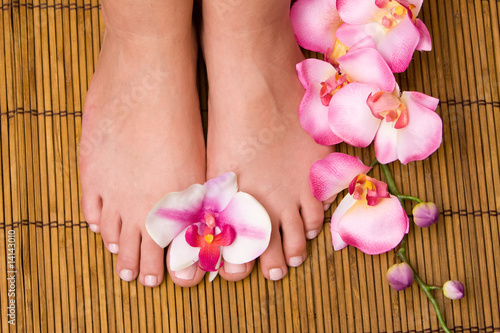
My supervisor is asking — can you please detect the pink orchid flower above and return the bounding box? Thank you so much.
[329,83,441,164]
[297,41,395,145]
[309,153,409,254]
[146,172,271,281]
[336,0,432,72]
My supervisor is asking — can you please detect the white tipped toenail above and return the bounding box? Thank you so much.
[224,262,245,274]
[324,204,331,211]
[269,268,284,281]
[88,224,98,232]
[306,230,319,239]
[120,269,134,281]
[175,265,196,280]
[145,275,157,287]
[289,256,303,267]
[108,243,119,254]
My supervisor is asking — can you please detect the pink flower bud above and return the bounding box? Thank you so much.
[442,280,465,300]
[412,202,439,228]
[387,262,414,291]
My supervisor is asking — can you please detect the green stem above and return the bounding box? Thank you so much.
[369,158,380,168]
[380,164,401,196]
[397,238,451,333]
[397,195,423,203]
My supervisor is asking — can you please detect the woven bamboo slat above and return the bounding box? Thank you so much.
[1,0,499,331]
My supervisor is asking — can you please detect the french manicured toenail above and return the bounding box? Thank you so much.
[145,275,157,287]
[224,262,245,274]
[108,243,119,254]
[289,256,303,267]
[120,269,134,281]
[306,230,319,239]
[88,224,98,232]
[269,268,284,281]
[324,204,331,211]
[175,265,196,280]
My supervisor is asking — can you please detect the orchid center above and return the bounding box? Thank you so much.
[349,174,390,206]
[204,212,216,228]
[204,234,214,243]
[377,1,414,31]
[367,91,409,129]
[320,73,348,106]
[326,40,350,66]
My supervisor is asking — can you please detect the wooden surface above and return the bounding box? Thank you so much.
[1,0,499,332]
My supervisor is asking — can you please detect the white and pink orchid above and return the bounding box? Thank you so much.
[309,153,409,254]
[146,172,271,281]
[297,40,395,145]
[329,84,441,164]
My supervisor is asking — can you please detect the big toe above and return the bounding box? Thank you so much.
[219,261,255,282]
[166,247,206,287]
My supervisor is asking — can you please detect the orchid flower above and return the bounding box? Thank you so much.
[309,153,409,254]
[329,84,441,164]
[336,0,432,72]
[146,172,271,281]
[297,40,395,145]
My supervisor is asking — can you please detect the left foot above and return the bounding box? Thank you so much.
[200,0,334,281]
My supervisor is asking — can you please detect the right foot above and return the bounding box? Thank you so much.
[79,0,206,287]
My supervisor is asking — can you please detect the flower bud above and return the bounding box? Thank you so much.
[387,262,414,291]
[442,280,464,300]
[412,202,439,228]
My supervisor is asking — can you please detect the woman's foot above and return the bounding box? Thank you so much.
[79,0,205,287]
[201,0,333,281]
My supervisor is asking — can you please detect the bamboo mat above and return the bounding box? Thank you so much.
[1,0,499,332]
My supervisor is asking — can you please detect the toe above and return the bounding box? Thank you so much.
[219,261,255,282]
[99,207,122,254]
[81,193,102,233]
[300,193,326,240]
[166,246,206,287]
[259,224,288,281]
[138,233,165,287]
[281,209,307,268]
[322,194,337,212]
[115,223,141,282]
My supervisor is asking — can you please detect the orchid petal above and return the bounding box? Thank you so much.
[336,22,384,48]
[208,256,222,282]
[404,91,439,110]
[297,58,338,89]
[415,19,432,51]
[374,120,399,164]
[169,225,202,271]
[330,194,357,250]
[203,172,238,212]
[309,152,371,201]
[396,92,442,164]
[398,0,423,16]
[376,15,420,73]
[336,0,380,24]
[145,184,206,248]
[291,0,342,54]
[337,196,409,254]
[199,242,222,272]
[218,192,272,264]
[338,47,396,92]
[348,35,378,52]
[329,82,382,147]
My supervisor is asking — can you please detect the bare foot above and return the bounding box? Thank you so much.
[201,0,334,281]
[79,0,205,287]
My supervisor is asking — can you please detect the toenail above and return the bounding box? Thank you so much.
[175,265,196,280]
[108,243,119,254]
[324,204,331,211]
[224,262,246,274]
[119,269,134,282]
[88,224,98,232]
[306,230,319,239]
[269,268,284,281]
[144,275,157,287]
[288,256,303,267]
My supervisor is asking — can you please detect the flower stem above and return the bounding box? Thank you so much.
[397,195,423,203]
[397,238,451,333]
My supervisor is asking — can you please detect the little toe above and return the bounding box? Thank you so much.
[81,193,102,233]
[99,207,122,254]
[300,194,326,240]
[115,223,141,282]
[166,247,206,287]
[259,227,288,281]
[219,261,255,282]
[281,209,307,268]
[139,233,165,287]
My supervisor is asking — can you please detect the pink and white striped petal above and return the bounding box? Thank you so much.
[291,0,342,54]
[336,0,380,24]
[328,83,382,147]
[338,48,396,92]
[145,184,206,248]
[330,194,357,250]
[297,58,338,88]
[374,120,399,164]
[218,192,272,265]
[309,152,371,201]
[169,225,202,271]
[415,19,432,51]
[337,196,409,255]
[203,172,238,212]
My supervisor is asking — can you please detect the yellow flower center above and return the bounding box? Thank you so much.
[204,234,214,244]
